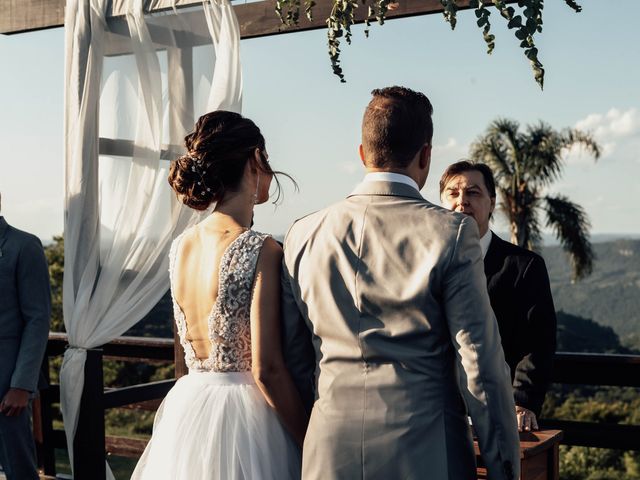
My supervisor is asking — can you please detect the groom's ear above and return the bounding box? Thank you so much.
[359,144,366,166]
[419,144,432,171]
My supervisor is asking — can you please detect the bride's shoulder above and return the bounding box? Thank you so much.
[170,227,198,256]
[250,232,283,262]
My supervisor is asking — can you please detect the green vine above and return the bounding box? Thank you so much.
[470,0,495,54]
[274,0,583,89]
[440,0,458,30]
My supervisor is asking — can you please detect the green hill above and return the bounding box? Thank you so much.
[555,311,634,354]
[541,239,640,343]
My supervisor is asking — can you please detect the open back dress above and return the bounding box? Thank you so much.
[131,229,301,480]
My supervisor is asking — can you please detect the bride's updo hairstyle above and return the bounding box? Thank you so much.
[168,110,291,210]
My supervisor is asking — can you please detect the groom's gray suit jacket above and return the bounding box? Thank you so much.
[0,216,51,397]
[281,181,520,480]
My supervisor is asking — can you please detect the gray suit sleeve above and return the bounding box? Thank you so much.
[280,246,316,415]
[442,217,520,480]
[11,236,51,392]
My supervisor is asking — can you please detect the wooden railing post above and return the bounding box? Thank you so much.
[35,354,56,476]
[73,348,106,479]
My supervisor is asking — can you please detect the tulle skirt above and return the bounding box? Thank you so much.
[131,371,301,480]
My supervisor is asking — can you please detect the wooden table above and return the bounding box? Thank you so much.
[475,430,563,480]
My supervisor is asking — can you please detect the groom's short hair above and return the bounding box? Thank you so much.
[362,86,433,168]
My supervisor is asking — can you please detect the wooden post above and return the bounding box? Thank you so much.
[73,348,106,479]
[34,354,57,476]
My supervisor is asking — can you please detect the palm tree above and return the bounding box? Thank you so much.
[470,118,601,281]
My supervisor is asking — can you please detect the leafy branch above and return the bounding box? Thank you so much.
[275,0,583,89]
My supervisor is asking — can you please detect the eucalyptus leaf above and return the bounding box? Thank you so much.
[564,0,582,13]
[507,15,522,28]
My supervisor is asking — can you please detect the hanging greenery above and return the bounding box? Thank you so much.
[275,0,583,89]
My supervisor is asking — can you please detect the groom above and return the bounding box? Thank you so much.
[281,86,519,480]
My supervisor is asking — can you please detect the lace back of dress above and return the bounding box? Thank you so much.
[169,230,270,373]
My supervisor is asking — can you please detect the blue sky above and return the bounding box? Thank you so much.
[1,1,639,241]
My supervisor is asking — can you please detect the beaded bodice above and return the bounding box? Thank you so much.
[169,229,270,372]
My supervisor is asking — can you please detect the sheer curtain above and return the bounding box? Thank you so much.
[61,0,242,476]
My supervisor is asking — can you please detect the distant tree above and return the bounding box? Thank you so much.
[44,235,64,332]
[621,333,640,353]
[560,444,640,480]
[43,234,173,337]
[124,290,173,338]
[553,392,640,480]
[470,119,600,280]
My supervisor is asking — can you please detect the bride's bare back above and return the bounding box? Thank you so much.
[172,224,248,360]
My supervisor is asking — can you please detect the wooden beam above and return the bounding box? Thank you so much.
[105,435,149,458]
[539,420,640,451]
[235,0,520,40]
[2,0,518,37]
[552,352,640,388]
[103,379,176,409]
[99,138,183,161]
[0,0,64,35]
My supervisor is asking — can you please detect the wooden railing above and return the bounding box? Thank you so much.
[35,334,640,478]
[539,352,640,451]
[36,333,177,478]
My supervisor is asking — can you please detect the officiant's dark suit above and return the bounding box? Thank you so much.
[484,232,556,417]
[0,207,51,480]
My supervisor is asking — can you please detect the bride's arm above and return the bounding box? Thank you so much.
[250,237,309,447]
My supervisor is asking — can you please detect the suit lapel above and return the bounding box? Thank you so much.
[0,217,8,238]
[484,232,503,280]
[0,217,9,255]
[347,181,425,201]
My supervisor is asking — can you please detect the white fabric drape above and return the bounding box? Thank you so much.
[62,0,242,476]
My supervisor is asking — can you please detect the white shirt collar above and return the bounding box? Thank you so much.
[480,230,493,259]
[362,172,420,192]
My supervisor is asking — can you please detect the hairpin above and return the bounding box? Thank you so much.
[188,155,212,196]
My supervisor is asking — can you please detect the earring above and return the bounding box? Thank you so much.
[253,175,260,205]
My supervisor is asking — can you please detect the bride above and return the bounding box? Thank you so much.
[131,111,307,479]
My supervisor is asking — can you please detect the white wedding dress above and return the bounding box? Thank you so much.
[131,230,301,480]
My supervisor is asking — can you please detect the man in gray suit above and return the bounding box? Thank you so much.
[281,86,520,480]
[0,193,51,480]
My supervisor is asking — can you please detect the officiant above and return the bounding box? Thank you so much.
[440,161,557,431]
